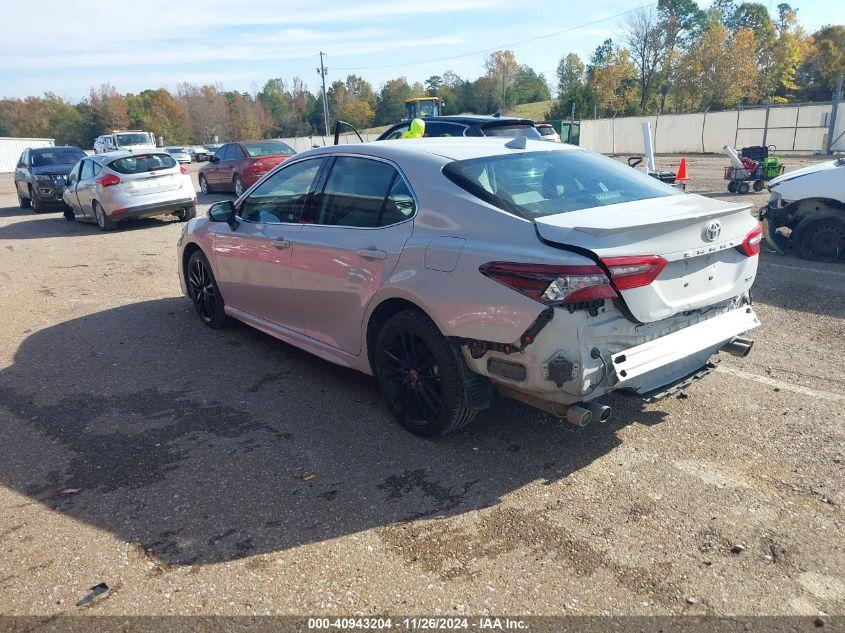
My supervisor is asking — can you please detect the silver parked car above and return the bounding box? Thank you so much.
[64,152,197,231]
[166,147,193,164]
[177,138,761,436]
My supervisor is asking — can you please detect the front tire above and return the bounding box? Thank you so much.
[187,250,231,328]
[794,212,845,262]
[18,189,31,208]
[63,207,74,221]
[29,188,42,212]
[93,201,114,231]
[233,175,245,198]
[374,310,477,437]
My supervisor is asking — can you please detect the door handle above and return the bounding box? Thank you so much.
[271,238,291,249]
[355,248,387,260]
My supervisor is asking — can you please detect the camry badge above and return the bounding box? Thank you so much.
[703,221,722,242]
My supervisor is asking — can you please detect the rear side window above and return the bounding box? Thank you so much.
[442,150,680,219]
[108,153,177,174]
[80,160,95,180]
[423,122,467,137]
[311,157,413,228]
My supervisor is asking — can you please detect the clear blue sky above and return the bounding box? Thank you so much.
[2,0,842,100]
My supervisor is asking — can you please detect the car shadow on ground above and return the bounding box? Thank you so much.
[0,298,666,568]
[0,207,184,239]
[754,252,845,319]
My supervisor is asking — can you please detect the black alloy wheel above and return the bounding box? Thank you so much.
[187,251,230,328]
[374,310,477,437]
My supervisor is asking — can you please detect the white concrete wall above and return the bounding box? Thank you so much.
[579,103,840,155]
[278,132,380,153]
[0,137,54,172]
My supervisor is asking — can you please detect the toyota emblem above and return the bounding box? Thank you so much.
[703,221,722,242]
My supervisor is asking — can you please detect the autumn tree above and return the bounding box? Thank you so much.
[126,89,191,143]
[89,84,129,133]
[675,24,760,110]
[177,83,229,143]
[375,77,412,126]
[328,75,376,128]
[590,48,638,115]
[484,50,520,110]
[624,7,665,110]
[798,25,845,101]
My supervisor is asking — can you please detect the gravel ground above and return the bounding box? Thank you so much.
[0,155,843,618]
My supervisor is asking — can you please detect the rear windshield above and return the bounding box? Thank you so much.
[537,126,555,136]
[481,124,542,140]
[116,133,152,146]
[31,148,85,166]
[166,147,186,153]
[442,150,681,219]
[108,153,177,174]
[242,141,295,157]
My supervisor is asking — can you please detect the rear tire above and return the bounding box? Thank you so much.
[93,201,114,232]
[374,310,477,437]
[233,175,245,198]
[738,182,750,194]
[794,212,845,263]
[199,174,209,194]
[176,205,197,222]
[187,250,231,328]
[63,207,74,221]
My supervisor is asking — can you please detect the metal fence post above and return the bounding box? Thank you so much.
[762,99,772,146]
[826,75,843,154]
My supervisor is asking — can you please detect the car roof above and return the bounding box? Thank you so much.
[31,145,83,152]
[390,114,534,125]
[299,137,581,163]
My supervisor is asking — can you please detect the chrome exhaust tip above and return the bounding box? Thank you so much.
[565,404,592,427]
[721,336,754,358]
[586,402,612,423]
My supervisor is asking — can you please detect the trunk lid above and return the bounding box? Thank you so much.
[534,194,760,323]
[116,168,182,196]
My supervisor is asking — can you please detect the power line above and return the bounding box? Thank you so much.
[331,3,657,71]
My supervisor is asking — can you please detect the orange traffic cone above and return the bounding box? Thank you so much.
[676,157,689,181]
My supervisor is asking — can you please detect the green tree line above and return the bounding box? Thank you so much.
[0,51,550,147]
[549,0,844,120]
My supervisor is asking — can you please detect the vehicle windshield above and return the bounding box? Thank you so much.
[442,150,681,219]
[107,153,177,174]
[242,141,295,157]
[166,147,186,153]
[116,133,152,147]
[482,124,542,140]
[537,126,555,136]
[31,148,85,167]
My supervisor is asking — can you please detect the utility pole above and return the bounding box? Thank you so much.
[317,52,330,137]
[826,74,843,155]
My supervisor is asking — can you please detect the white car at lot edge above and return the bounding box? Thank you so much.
[177,137,761,436]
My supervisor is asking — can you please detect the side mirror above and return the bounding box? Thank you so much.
[208,200,237,227]
[211,155,220,163]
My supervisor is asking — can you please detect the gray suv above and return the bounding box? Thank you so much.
[14,146,87,216]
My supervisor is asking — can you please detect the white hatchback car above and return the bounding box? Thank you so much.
[178,138,761,436]
[65,151,196,231]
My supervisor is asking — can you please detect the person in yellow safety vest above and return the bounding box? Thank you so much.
[401,118,426,138]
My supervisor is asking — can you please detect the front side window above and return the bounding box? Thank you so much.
[443,150,681,219]
[239,158,323,223]
[383,124,410,140]
[310,157,406,228]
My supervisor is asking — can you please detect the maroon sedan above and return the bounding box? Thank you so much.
[198,140,295,197]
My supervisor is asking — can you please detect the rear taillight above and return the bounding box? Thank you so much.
[180,165,189,174]
[601,256,667,290]
[480,262,618,305]
[737,224,763,257]
[251,157,283,173]
[97,173,120,187]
